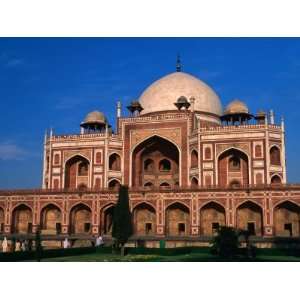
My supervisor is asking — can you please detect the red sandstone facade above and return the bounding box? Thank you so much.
[0,67,298,246]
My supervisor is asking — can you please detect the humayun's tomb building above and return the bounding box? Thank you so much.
[1,59,300,248]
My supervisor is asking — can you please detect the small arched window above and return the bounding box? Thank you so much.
[160,182,170,188]
[109,153,121,171]
[271,175,281,185]
[255,173,263,185]
[144,159,154,172]
[108,179,121,190]
[159,159,171,171]
[144,182,153,189]
[46,156,49,172]
[95,152,102,164]
[78,162,89,176]
[54,153,60,165]
[205,175,212,187]
[53,179,59,189]
[191,177,198,187]
[191,150,198,168]
[205,147,211,160]
[270,146,281,165]
[255,145,262,158]
[229,180,241,188]
[94,178,101,189]
[78,183,87,190]
[229,156,241,171]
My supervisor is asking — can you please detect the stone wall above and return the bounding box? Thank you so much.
[1,186,300,239]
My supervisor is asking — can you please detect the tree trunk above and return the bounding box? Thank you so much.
[121,245,125,256]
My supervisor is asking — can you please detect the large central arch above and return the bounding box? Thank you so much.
[131,135,180,188]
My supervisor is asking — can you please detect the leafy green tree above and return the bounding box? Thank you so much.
[112,185,133,255]
[211,226,239,259]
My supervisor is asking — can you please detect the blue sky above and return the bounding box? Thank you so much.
[0,38,300,188]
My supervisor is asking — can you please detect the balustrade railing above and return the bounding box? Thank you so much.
[199,124,281,132]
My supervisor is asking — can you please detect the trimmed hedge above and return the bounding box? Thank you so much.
[0,246,97,262]
[0,245,299,261]
[255,247,300,257]
[0,246,212,261]
[126,246,211,256]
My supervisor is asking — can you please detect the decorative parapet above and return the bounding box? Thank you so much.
[119,112,190,124]
[47,133,120,142]
[199,124,281,133]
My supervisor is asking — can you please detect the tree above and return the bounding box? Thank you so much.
[35,225,43,262]
[112,185,133,255]
[211,226,239,259]
[238,229,256,259]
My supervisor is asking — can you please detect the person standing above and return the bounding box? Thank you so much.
[2,237,8,253]
[15,240,21,252]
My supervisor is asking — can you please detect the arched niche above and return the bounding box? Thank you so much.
[236,201,263,236]
[144,158,154,172]
[270,146,281,166]
[274,201,300,237]
[218,148,249,187]
[109,153,121,171]
[133,203,156,236]
[69,204,92,234]
[144,182,154,189]
[40,204,62,233]
[200,202,226,235]
[65,155,90,189]
[12,204,33,234]
[191,150,198,168]
[255,144,262,157]
[271,175,282,185]
[108,179,121,190]
[191,177,198,187]
[165,202,190,236]
[159,182,171,189]
[100,205,115,235]
[159,159,171,171]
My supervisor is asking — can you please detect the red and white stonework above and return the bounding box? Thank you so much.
[0,67,299,247]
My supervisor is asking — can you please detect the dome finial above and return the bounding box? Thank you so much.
[176,54,182,72]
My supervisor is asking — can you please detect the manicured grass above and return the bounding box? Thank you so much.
[42,251,300,262]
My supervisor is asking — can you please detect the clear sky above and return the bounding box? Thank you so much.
[0,38,300,188]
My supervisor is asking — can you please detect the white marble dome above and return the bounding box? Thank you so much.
[138,72,222,116]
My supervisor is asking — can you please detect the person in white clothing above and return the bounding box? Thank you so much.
[63,238,69,249]
[2,237,8,253]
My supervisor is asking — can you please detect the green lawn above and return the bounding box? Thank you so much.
[42,252,300,262]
